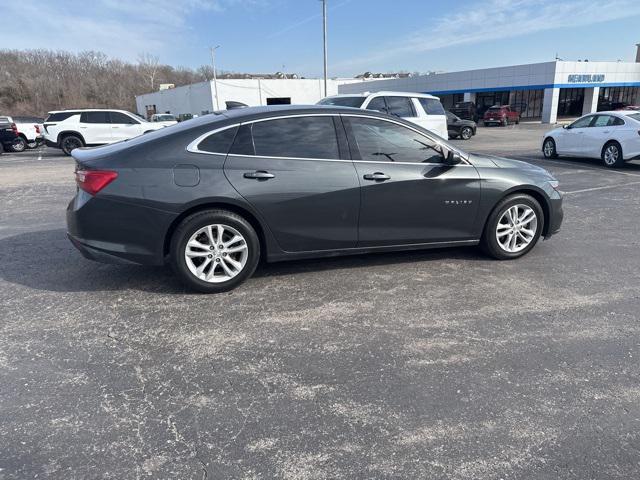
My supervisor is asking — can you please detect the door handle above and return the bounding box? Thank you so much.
[603,130,610,134]
[363,172,390,181]
[243,170,275,180]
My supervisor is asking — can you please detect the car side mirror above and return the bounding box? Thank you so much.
[563,124,570,129]
[446,150,463,165]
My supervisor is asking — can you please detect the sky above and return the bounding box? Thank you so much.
[3,0,640,77]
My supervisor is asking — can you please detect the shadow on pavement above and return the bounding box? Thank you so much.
[0,228,488,294]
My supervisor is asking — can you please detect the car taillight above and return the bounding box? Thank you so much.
[11,123,18,134]
[35,125,40,134]
[75,170,118,195]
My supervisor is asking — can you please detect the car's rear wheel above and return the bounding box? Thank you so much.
[601,141,624,168]
[542,138,558,159]
[460,127,473,140]
[61,134,84,156]
[10,137,27,152]
[170,209,260,293]
[481,194,544,260]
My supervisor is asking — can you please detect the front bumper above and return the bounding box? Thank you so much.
[545,195,563,238]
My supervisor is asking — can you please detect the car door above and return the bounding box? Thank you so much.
[416,97,448,138]
[223,115,360,252]
[557,115,595,155]
[79,111,112,144]
[109,112,143,142]
[342,115,481,246]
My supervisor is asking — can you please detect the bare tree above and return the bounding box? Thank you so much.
[137,52,160,92]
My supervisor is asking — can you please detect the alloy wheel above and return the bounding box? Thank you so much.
[184,224,249,283]
[495,204,538,253]
[543,140,555,158]
[461,127,472,140]
[62,137,82,154]
[603,145,619,166]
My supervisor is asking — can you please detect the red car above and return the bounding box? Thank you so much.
[483,105,520,126]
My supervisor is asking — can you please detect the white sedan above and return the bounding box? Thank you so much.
[542,111,640,168]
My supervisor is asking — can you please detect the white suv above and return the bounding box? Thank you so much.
[44,109,166,155]
[318,91,448,139]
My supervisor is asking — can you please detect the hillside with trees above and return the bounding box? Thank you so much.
[0,49,217,117]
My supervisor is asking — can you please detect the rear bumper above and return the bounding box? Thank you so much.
[66,191,173,266]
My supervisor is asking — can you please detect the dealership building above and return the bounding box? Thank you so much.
[339,53,640,123]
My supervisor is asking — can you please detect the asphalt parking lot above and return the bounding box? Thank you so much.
[2,124,640,479]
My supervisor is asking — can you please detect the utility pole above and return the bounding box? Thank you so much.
[321,0,328,97]
[210,45,221,110]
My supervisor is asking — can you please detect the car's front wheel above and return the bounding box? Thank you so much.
[542,138,558,159]
[601,141,624,168]
[460,127,473,140]
[170,209,260,293]
[481,194,544,260]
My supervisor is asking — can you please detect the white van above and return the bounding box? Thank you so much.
[318,91,448,139]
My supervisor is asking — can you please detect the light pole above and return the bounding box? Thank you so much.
[210,45,221,110]
[321,0,327,97]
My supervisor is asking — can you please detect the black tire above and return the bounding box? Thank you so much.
[601,141,624,168]
[9,136,27,152]
[170,209,260,293]
[481,193,544,260]
[60,134,84,156]
[460,127,473,140]
[515,117,520,125]
[542,137,558,159]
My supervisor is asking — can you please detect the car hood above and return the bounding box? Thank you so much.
[468,153,550,175]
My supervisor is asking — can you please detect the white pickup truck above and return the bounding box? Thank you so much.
[0,116,45,152]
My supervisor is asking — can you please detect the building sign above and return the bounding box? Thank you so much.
[567,74,605,83]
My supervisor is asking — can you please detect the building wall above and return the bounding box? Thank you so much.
[136,79,340,117]
[136,81,214,118]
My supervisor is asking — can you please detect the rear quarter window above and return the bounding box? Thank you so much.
[45,112,78,122]
[197,126,239,154]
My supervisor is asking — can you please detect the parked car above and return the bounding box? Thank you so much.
[10,116,45,151]
[542,110,640,168]
[150,113,178,126]
[318,91,448,138]
[0,117,21,152]
[446,111,476,140]
[67,105,563,293]
[483,105,520,126]
[449,101,478,122]
[44,109,166,155]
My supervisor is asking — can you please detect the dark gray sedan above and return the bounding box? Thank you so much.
[67,105,563,293]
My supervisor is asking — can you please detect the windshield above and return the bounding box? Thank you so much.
[317,97,366,108]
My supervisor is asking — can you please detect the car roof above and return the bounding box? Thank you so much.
[46,109,133,114]
[602,110,640,117]
[324,91,440,100]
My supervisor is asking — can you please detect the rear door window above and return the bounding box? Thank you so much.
[80,112,110,124]
[385,96,416,118]
[109,112,139,124]
[366,97,388,114]
[418,98,446,115]
[250,116,339,159]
